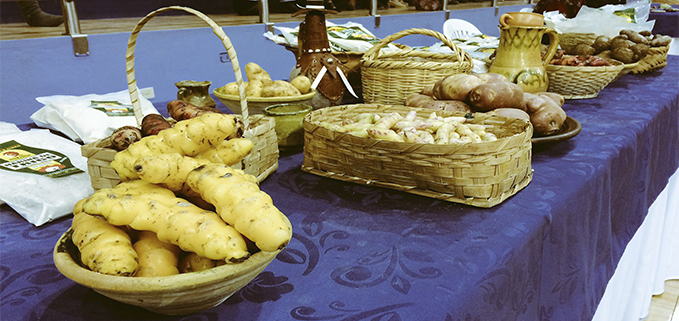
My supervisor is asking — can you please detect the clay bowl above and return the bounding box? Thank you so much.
[53,229,280,315]
[213,85,316,115]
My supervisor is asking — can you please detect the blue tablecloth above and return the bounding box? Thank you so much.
[1,56,678,321]
[650,4,679,37]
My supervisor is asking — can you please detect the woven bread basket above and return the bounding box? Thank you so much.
[630,45,669,74]
[360,28,474,105]
[301,104,533,208]
[82,6,278,190]
[546,59,624,99]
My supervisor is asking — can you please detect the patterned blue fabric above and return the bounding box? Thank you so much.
[1,56,677,321]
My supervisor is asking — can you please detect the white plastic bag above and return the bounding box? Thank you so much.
[0,127,93,226]
[544,3,655,38]
[30,89,159,144]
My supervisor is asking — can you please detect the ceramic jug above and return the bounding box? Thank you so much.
[488,26,558,93]
[175,80,216,108]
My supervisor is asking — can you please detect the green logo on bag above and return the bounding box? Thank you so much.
[91,100,135,116]
[0,140,83,178]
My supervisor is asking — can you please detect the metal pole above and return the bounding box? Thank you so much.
[61,0,89,56]
[370,0,381,28]
[259,0,274,33]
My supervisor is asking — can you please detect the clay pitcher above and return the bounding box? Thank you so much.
[488,26,559,93]
[175,80,217,108]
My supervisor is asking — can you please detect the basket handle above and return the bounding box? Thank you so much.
[362,28,472,65]
[126,6,250,128]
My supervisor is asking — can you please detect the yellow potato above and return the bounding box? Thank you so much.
[246,79,264,97]
[261,80,301,97]
[245,63,273,86]
[290,75,312,94]
[221,81,245,96]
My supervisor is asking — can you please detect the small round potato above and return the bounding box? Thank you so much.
[290,75,312,94]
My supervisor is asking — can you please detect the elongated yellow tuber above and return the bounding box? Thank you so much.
[81,181,250,262]
[133,153,211,192]
[111,113,237,181]
[187,164,292,252]
[133,231,181,277]
[179,252,216,273]
[195,137,254,166]
[71,199,139,276]
[133,153,258,199]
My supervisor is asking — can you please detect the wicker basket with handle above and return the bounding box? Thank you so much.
[301,104,533,208]
[81,6,278,190]
[360,28,474,105]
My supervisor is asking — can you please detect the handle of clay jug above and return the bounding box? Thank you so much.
[542,28,559,67]
[176,87,187,100]
[499,13,513,28]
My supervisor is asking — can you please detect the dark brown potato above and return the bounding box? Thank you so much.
[110,126,142,151]
[631,43,651,61]
[610,35,633,50]
[141,114,172,136]
[611,47,636,63]
[572,44,596,56]
[620,29,649,45]
[592,36,611,54]
[167,100,221,121]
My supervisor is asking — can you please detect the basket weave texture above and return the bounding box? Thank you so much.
[547,59,624,99]
[630,45,669,74]
[82,6,278,190]
[360,28,474,105]
[301,104,533,208]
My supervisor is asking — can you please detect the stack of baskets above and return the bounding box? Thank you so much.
[81,6,279,190]
[301,104,534,208]
[360,28,474,105]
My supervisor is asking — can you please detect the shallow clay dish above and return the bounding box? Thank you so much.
[532,116,581,145]
[214,86,316,115]
[53,229,280,315]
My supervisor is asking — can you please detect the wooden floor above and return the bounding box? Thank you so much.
[1,5,678,321]
[646,279,679,321]
[0,2,501,41]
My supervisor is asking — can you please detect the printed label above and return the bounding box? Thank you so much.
[91,100,135,116]
[0,140,84,178]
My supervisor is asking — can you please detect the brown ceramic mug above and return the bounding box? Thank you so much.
[499,12,544,27]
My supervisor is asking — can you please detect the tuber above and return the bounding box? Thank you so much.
[71,199,139,276]
[141,114,172,137]
[133,231,181,277]
[433,74,484,101]
[167,100,220,121]
[468,81,525,112]
[111,113,237,181]
[110,126,142,151]
[523,93,567,136]
[81,180,251,262]
[186,164,293,252]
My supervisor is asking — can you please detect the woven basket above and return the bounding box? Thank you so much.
[82,6,278,190]
[630,45,669,74]
[360,28,474,105]
[547,59,624,99]
[558,33,597,54]
[612,61,639,82]
[301,104,533,208]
